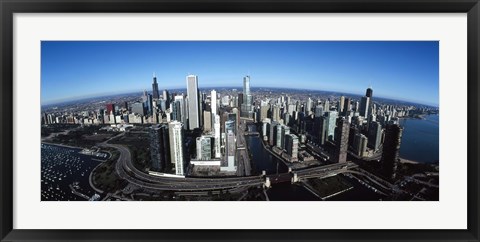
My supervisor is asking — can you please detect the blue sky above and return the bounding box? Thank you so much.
[41,41,439,106]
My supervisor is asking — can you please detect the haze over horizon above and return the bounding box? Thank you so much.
[41,41,439,106]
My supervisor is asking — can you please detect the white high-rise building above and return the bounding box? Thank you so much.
[241,75,253,118]
[186,75,200,130]
[306,97,313,114]
[211,89,217,115]
[339,96,345,113]
[211,89,217,131]
[169,121,185,176]
[213,114,221,158]
[324,100,330,112]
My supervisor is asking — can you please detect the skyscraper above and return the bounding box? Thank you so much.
[222,130,237,172]
[316,116,327,145]
[281,125,291,149]
[196,135,213,160]
[338,96,345,114]
[262,118,271,141]
[142,90,148,102]
[333,118,350,163]
[275,124,283,148]
[306,97,313,115]
[366,87,374,121]
[285,134,299,162]
[314,105,324,118]
[169,121,186,176]
[343,98,351,116]
[152,73,160,99]
[241,75,253,118]
[211,90,217,131]
[213,114,221,158]
[163,89,170,107]
[231,109,240,133]
[243,75,251,100]
[366,87,373,97]
[186,75,200,130]
[326,111,338,141]
[359,96,370,117]
[260,100,270,121]
[353,133,368,157]
[381,124,403,181]
[211,90,217,115]
[131,102,145,116]
[203,110,212,132]
[324,99,330,112]
[269,121,279,147]
[368,121,382,151]
[106,103,115,115]
[238,93,244,109]
[149,124,170,172]
[171,100,182,121]
[174,94,187,127]
[145,94,153,116]
[274,105,282,122]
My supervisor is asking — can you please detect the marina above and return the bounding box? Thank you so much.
[41,143,106,201]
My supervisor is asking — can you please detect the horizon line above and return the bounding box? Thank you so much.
[41,86,439,108]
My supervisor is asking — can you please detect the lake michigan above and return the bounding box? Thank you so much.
[399,114,439,164]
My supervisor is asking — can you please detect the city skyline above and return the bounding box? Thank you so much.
[41,41,439,106]
[41,75,439,201]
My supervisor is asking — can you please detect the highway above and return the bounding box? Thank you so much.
[98,131,379,193]
[100,139,265,191]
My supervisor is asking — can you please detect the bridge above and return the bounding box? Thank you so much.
[289,163,394,193]
[101,134,390,194]
[263,162,394,196]
[103,138,365,192]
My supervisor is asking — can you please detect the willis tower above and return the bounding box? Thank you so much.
[152,73,160,99]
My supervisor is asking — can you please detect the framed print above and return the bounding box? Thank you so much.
[1,0,479,241]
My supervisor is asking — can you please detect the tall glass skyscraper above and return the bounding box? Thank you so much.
[152,73,160,99]
[186,75,200,129]
[241,75,252,118]
[174,94,187,128]
[326,111,338,141]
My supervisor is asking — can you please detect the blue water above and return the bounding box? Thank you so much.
[399,114,439,164]
[41,143,101,201]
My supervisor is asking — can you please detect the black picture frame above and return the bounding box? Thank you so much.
[1,0,479,241]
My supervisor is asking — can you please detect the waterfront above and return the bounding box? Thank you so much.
[41,114,439,201]
[41,143,104,201]
[399,114,439,164]
[244,116,440,201]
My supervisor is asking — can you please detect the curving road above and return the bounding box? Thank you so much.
[100,141,265,192]
[99,133,371,193]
